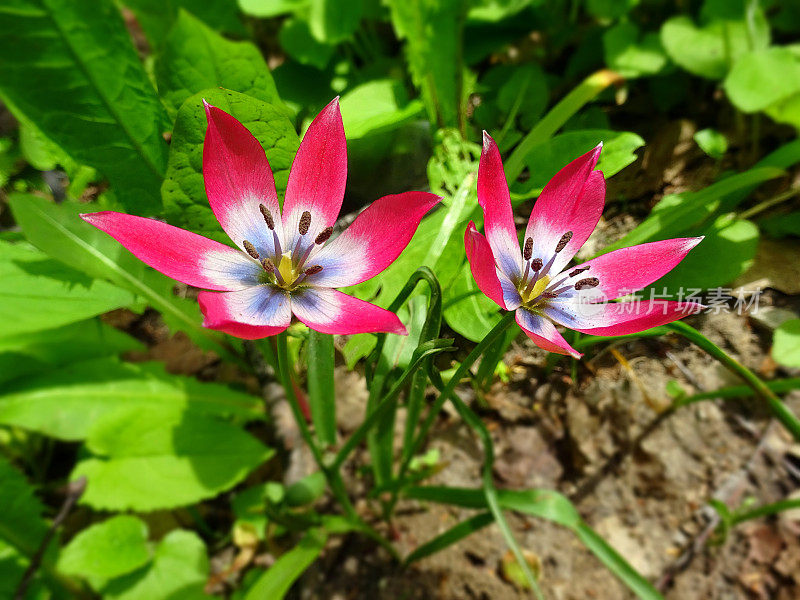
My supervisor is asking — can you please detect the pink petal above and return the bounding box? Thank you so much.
[81,211,260,291]
[291,288,406,335]
[203,102,285,256]
[515,309,582,359]
[309,191,440,288]
[282,98,347,248]
[197,286,291,339]
[525,146,604,275]
[559,237,704,302]
[465,223,509,310]
[544,300,703,336]
[478,132,522,277]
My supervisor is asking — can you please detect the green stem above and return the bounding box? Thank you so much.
[732,498,800,526]
[434,374,545,598]
[504,69,622,183]
[738,186,800,220]
[667,321,800,440]
[399,311,517,486]
[275,333,399,560]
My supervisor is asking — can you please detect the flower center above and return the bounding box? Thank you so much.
[246,207,332,291]
[515,231,601,310]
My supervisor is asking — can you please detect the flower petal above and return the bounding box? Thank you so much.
[81,211,261,291]
[197,286,291,339]
[203,101,284,256]
[515,309,582,359]
[478,132,522,277]
[465,222,508,310]
[558,237,704,302]
[282,98,347,247]
[525,146,604,275]
[544,300,703,336]
[291,288,406,335]
[308,191,440,287]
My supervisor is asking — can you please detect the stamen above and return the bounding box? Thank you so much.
[259,204,275,230]
[298,211,311,235]
[531,258,543,271]
[574,277,599,290]
[243,240,259,259]
[555,231,573,253]
[304,265,323,276]
[523,237,533,261]
[569,266,590,278]
[315,227,333,245]
[261,257,275,272]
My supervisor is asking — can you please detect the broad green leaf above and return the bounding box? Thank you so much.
[279,18,335,70]
[758,211,800,238]
[521,130,644,195]
[647,216,758,294]
[244,530,326,600]
[0,319,140,386]
[0,241,134,338]
[443,262,501,341]
[660,8,769,80]
[0,459,48,558]
[495,64,549,127]
[603,22,667,78]
[309,0,362,43]
[8,193,230,355]
[765,92,800,131]
[156,10,284,118]
[162,88,299,243]
[602,166,783,253]
[103,530,209,600]
[73,407,273,510]
[468,0,531,22]
[339,80,424,139]
[773,319,800,368]
[386,0,466,128]
[124,0,246,47]
[238,0,308,18]
[0,0,170,214]
[723,47,800,113]
[57,516,150,591]
[0,358,263,441]
[694,128,728,159]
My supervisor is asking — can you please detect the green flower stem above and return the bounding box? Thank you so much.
[275,333,399,560]
[401,311,517,479]
[428,365,545,599]
[667,321,800,441]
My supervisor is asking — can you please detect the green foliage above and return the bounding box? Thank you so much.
[162,89,299,243]
[156,10,284,118]
[73,407,273,510]
[243,530,326,600]
[386,0,467,128]
[694,128,728,160]
[0,357,263,440]
[279,18,335,69]
[603,22,667,78]
[0,241,134,338]
[309,0,362,43]
[0,0,171,214]
[103,530,209,600]
[57,516,150,591]
[124,0,246,46]
[339,80,424,139]
[0,459,49,558]
[773,319,800,368]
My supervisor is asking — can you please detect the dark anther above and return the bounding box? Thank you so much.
[555,231,573,253]
[574,277,600,290]
[531,258,543,271]
[523,237,533,261]
[243,240,259,259]
[569,266,591,277]
[298,211,312,235]
[304,265,323,276]
[315,226,334,245]
[259,204,275,230]
[261,258,275,272]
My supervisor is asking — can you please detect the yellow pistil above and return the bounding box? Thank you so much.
[277,252,296,285]
[520,274,550,305]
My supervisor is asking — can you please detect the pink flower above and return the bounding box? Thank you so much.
[465,132,704,359]
[82,99,439,339]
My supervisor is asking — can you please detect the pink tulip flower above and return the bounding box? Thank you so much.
[82,99,439,339]
[465,132,703,359]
